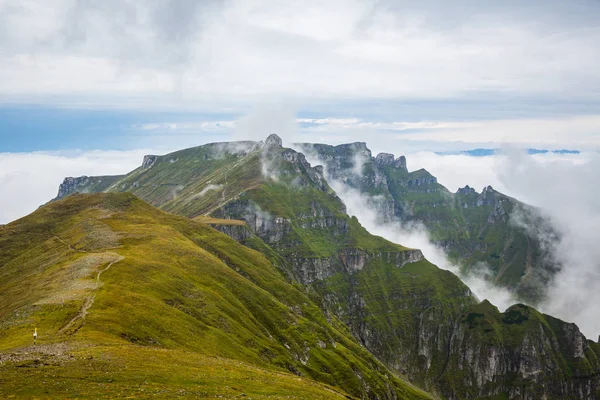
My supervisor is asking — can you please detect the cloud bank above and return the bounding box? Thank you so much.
[2,0,600,109]
[0,149,152,223]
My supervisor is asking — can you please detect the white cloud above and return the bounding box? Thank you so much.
[134,121,236,131]
[130,114,600,152]
[0,149,153,224]
[294,115,600,151]
[1,0,600,110]
[495,151,600,340]
[396,115,600,148]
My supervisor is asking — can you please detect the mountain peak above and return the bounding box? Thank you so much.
[457,185,476,195]
[374,152,408,172]
[264,133,283,147]
[374,152,395,166]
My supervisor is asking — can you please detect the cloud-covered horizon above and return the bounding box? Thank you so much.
[3,1,600,152]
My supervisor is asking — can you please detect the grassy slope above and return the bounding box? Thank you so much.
[0,345,351,399]
[0,193,431,400]
[105,142,264,218]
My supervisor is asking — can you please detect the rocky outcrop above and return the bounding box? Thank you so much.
[394,155,407,171]
[407,176,437,187]
[55,175,122,200]
[457,185,476,195]
[280,149,330,192]
[487,199,507,223]
[210,224,253,242]
[142,155,159,169]
[57,176,92,199]
[289,248,425,285]
[476,185,497,207]
[374,153,396,166]
[437,303,600,400]
[264,133,283,147]
[374,153,408,173]
[213,198,347,247]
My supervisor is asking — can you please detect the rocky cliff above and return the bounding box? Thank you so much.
[56,175,123,200]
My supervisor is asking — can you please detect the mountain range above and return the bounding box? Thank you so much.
[1,134,598,399]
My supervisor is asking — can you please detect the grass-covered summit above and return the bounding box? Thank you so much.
[0,192,432,399]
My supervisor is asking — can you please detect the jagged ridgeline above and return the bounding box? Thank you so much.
[296,142,560,304]
[2,135,597,399]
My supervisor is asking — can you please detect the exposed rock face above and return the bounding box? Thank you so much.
[394,155,408,172]
[407,175,438,187]
[55,175,122,200]
[57,176,91,199]
[280,149,330,192]
[373,153,408,173]
[265,133,283,147]
[213,198,347,248]
[142,155,159,169]
[457,185,476,195]
[477,185,497,206]
[210,224,253,242]
[375,152,396,166]
[297,143,404,222]
[437,304,600,400]
[287,248,424,285]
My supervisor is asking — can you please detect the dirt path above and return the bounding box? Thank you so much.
[59,255,124,335]
[54,235,86,253]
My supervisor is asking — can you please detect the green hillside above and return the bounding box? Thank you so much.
[0,193,431,399]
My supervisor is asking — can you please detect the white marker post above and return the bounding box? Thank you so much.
[33,328,37,345]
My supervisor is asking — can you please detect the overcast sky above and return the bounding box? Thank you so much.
[1,0,600,152]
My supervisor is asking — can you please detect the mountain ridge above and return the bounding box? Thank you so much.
[20,134,600,399]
